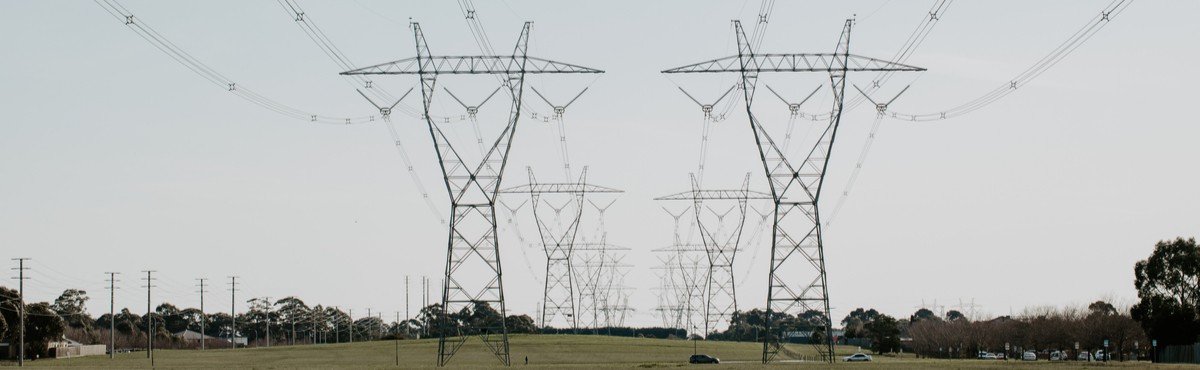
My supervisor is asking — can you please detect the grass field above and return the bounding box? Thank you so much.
[8,335,1191,369]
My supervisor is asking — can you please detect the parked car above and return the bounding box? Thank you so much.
[977,352,997,359]
[1078,352,1092,361]
[1022,351,1037,361]
[1094,350,1108,361]
[688,354,719,364]
[843,353,873,362]
[995,353,1007,360]
[1049,351,1067,361]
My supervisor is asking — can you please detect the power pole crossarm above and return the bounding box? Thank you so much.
[342,56,603,75]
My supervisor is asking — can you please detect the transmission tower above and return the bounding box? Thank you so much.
[663,20,924,363]
[652,205,708,335]
[656,174,771,336]
[500,167,620,332]
[343,22,601,366]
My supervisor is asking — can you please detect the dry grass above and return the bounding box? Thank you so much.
[12,334,1184,369]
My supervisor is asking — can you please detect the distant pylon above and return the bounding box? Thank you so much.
[656,174,771,336]
[500,167,621,332]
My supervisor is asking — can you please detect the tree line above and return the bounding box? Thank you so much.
[0,288,542,359]
[3,237,1197,360]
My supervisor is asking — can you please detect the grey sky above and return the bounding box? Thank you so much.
[2,0,1197,328]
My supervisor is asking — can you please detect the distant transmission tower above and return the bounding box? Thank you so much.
[656,174,771,336]
[663,20,924,363]
[342,22,602,366]
[501,167,621,332]
[652,206,706,336]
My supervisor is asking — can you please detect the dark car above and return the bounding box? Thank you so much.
[689,354,720,364]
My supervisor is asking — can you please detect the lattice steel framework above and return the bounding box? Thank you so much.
[574,236,630,332]
[663,20,924,363]
[342,22,602,367]
[656,175,772,336]
[500,167,621,331]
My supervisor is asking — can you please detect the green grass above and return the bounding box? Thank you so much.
[9,335,1188,369]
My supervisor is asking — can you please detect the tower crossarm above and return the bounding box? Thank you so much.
[342,56,604,75]
[654,189,774,201]
[662,54,924,74]
[500,183,623,194]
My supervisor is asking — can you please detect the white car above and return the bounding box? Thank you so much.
[843,353,873,362]
[1022,351,1037,361]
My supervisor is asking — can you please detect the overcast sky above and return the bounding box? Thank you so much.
[2,0,1197,329]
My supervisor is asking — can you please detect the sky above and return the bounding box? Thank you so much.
[2,0,1198,329]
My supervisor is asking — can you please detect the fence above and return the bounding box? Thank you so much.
[50,343,108,358]
[1157,343,1200,363]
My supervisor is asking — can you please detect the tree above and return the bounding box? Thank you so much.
[110,308,141,335]
[864,314,903,354]
[0,286,20,344]
[1131,237,1200,345]
[505,314,536,334]
[841,308,880,338]
[274,296,309,345]
[179,308,205,332]
[419,304,453,337]
[1088,301,1117,316]
[910,308,940,324]
[157,303,188,334]
[0,307,7,340]
[25,302,67,358]
[51,289,94,331]
[946,310,967,322]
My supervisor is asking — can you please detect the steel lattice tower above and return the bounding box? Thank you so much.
[343,22,602,366]
[656,175,772,336]
[500,167,621,332]
[663,20,924,363]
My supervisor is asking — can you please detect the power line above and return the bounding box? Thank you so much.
[93,0,374,125]
[888,0,1130,121]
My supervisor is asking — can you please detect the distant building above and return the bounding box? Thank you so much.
[47,337,107,359]
[175,329,218,342]
[217,332,248,346]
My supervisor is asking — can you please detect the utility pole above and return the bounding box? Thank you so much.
[422,277,428,337]
[228,276,238,349]
[105,272,120,359]
[263,297,271,348]
[141,270,156,365]
[197,278,207,350]
[348,308,353,344]
[366,308,372,341]
[12,258,30,367]
[395,312,400,366]
[405,276,410,325]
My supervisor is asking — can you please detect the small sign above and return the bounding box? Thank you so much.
[1153,340,1157,347]
[1005,343,1010,351]
[1074,342,1079,350]
[1104,339,1109,347]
